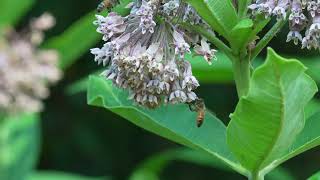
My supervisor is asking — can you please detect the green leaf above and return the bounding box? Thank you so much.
[87,75,247,175]
[186,0,238,39]
[27,171,107,180]
[308,171,320,180]
[227,48,318,174]
[230,18,254,50]
[0,0,35,28]
[43,0,131,69]
[0,114,40,180]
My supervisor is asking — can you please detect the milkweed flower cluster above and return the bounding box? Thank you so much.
[91,0,217,108]
[0,13,61,115]
[249,0,320,50]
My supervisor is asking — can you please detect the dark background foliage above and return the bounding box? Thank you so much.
[19,0,320,179]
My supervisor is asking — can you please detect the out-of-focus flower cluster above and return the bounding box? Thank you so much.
[249,0,320,50]
[0,13,61,115]
[91,0,217,108]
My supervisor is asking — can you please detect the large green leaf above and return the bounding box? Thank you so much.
[186,0,238,39]
[27,171,107,180]
[0,114,40,180]
[227,48,318,175]
[87,75,247,175]
[0,0,35,28]
[129,148,295,180]
[43,0,131,70]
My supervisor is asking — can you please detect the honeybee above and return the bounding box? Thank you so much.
[96,0,118,13]
[188,98,206,128]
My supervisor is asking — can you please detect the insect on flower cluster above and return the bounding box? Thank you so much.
[91,0,217,109]
[0,13,61,115]
[249,0,320,50]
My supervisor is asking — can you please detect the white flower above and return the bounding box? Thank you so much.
[194,38,217,65]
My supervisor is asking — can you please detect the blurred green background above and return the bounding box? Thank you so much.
[9,0,319,179]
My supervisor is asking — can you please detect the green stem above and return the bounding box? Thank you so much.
[251,19,287,61]
[233,56,251,98]
[249,171,264,180]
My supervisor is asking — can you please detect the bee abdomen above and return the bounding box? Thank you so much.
[196,111,205,127]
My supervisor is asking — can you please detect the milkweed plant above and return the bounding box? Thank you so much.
[88,0,320,180]
[0,13,61,116]
[0,12,63,179]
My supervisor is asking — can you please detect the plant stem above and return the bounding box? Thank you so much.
[233,56,251,98]
[251,19,287,61]
[249,171,264,180]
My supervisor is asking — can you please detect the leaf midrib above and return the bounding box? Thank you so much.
[255,60,285,172]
